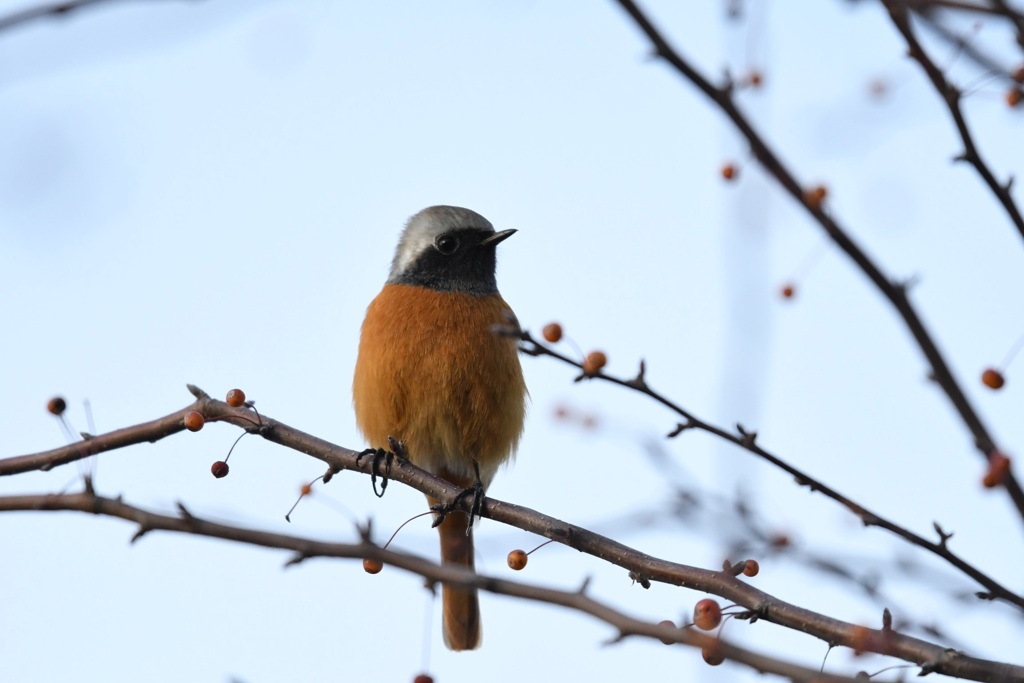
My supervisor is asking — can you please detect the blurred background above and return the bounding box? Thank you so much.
[1,1,1022,681]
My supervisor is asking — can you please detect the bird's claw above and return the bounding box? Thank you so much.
[356,447,394,498]
[431,479,486,535]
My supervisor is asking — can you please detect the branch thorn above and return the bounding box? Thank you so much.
[186,384,209,400]
[932,521,954,547]
[736,424,757,447]
[130,526,151,544]
[176,502,194,522]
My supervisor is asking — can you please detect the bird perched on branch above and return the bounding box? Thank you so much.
[353,205,527,650]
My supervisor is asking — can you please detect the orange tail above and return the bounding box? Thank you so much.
[434,505,481,651]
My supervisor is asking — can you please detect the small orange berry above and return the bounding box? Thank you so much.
[582,351,607,375]
[769,532,791,548]
[981,368,1005,390]
[701,643,725,665]
[803,185,828,209]
[1013,65,1024,84]
[868,78,888,99]
[743,559,759,577]
[300,483,313,496]
[780,283,796,300]
[748,70,763,88]
[184,411,205,432]
[226,389,246,407]
[983,452,1011,488]
[542,323,563,343]
[721,163,738,181]
[656,619,676,645]
[1007,89,1022,108]
[413,675,434,683]
[507,549,528,571]
[47,397,67,416]
[363,558,383,574]
[211,460,230,478]
[693,598,722,630]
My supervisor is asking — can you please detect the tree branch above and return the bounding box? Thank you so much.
[611,0,1024,528]
[0,482,874,682]
[884,1,1024,244]
[516,329,1024,613]
[2,386,1020,681]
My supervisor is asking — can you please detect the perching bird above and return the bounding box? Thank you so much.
[352,205,527,651]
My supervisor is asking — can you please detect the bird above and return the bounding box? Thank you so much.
[352,205,527,651]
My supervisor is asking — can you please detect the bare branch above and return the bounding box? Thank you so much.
[517,329,1024,613]
[909,4,1019,79]
[1,484,1017,683]
[987,0,1024,50]
[0,386,265,476]
[612,0,1024,527]
[2,387,1020,679]
[884,1,1024,243]
[0,0,184,35]
[906,0,1024,16]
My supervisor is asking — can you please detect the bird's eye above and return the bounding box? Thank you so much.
[435,235,459,255]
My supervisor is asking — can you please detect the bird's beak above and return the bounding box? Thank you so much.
[479,229,517,247]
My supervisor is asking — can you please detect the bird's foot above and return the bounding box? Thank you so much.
[431,462,485,535]
[355,446,396,498]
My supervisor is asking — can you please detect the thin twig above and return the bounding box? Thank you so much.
[0,0,181,34]
[884,1,1024,243]
[906,0,1024,15]
[987,0,1024,50]
[910,3,1019,80]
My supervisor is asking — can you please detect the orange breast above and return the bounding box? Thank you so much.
[352,284,527,488]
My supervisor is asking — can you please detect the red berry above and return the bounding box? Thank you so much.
[507,549,528,570]
[211,460,230,478]
[743,559,759,577]
[702,643,725,665]
[47,397,67,416]
[363,558,383,574]
[981,368,1005,390]
[780,283,796,300]
[413,675,434,683]
[1007,89,1022,108]
[583,351,607,375]
[868,79,888,99]
[542,323,563,343]
[226,389,246,407]
[721,163,738,181]
[184,411,205,432]
[693,598,722,630]
[983,452,1011,488]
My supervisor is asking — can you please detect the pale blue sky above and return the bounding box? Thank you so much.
[2,2,1022,682]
